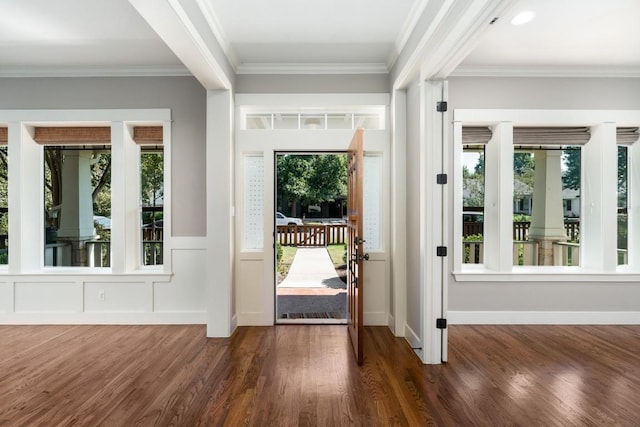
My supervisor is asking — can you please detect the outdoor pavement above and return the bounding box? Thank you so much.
[278,247,345,289]
[277,247,346,319]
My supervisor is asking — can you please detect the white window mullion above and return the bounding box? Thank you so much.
[110,122,140,273]
[8,123,42,273]
[484,122,513,272]
[582,123,620,271]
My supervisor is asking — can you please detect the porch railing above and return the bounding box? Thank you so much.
[277,224,347,247]
[462,240,580,267]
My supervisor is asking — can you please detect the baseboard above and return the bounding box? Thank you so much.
[404,323,421,349]
[0,311,207,325]
[387,313,395,334]
[364,311,387,326]
[230,313,238,333]
[448,311,640,325]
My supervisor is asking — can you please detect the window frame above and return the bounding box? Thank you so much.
[453,109,640,282]
[1,109,171,276]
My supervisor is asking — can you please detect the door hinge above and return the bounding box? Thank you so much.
[436,318,447,329]
[436,173,447,184]
[436,101,448,112]
[436,246,447,257]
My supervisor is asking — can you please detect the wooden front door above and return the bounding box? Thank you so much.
[347,129,366,365]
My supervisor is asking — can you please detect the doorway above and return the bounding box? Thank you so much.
[274,152,348,324]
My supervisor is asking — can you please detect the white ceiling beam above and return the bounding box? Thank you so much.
[128,0,234,90]
[391,0,514,89]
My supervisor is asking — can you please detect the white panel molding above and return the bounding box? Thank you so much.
[448,311,640,325]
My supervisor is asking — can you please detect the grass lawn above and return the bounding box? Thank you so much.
[327,244,346,266]
[278,246,297,274]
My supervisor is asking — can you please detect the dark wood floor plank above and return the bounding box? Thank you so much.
[1,324,640,426]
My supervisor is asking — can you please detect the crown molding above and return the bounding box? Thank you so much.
[451,65,640,78]
[0,65,192,78]
[236,62,389,75]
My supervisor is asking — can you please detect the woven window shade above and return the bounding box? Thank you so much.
[133,126,163,145]
[34,127,111,144]
[462,126,492,145]
[513,127,591,145]
[617,127,639,145]
[32,126,163,145]
[0,127,7,145]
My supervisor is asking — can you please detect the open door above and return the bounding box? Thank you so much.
[347,129,366,365]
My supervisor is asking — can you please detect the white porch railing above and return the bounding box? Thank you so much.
[463,240,583,267]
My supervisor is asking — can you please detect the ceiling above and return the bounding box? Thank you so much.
[457,0,640,76]
[0,0,638,78]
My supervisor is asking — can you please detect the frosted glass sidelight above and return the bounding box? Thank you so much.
[363,155,382,251]
[243,155,264,250]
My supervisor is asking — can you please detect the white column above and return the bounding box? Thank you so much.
[421,80,445,364]
[391,89,407,336]
[56,151,95,240]
[111,122,140,273]
[529,151,566,239]
[483,122,514,272]
[206,90,234,337]
[629,136,640,268]
[8,123,42,273]
[582,123,617,271]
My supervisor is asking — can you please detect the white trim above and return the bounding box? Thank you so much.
[236,63,388,75]
[277,318,347,325]
[364,311,388,326]
[454,267,640,282]
[448,310,640,325]
[453,109,640,127]
[0,66,191,78]
[387,313,396,333]
[195,0,238,71]
[0,311,206,325]
[230,313,238,334]
[404,323,421,349]
[451,65,640,79]
[387,0,430,70]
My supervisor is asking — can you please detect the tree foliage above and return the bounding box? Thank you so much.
[277,154,347,216]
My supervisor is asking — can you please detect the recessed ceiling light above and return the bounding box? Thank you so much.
[511,11,535,26]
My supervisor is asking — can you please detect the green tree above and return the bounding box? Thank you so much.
[277,154,347,216]
[277,155,313,216]
[562,149,581,190]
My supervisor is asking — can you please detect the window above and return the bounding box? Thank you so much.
[0,141,7,266]
[462,147,484,264]
[39,127,112,268]
[241,108,386,130]
[140,146,164,266]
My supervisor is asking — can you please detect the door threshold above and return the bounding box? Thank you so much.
[276,318,347,325]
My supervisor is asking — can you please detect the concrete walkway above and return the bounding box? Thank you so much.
[278,247,345,289]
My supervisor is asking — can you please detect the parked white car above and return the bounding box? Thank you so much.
[276,212,303,226]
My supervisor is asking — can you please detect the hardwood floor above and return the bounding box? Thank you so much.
[1,324,639,426]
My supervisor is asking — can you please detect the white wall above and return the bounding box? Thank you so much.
[0,76,209,324]
[404,78,422,346]
[447,76,640,324]
[234,93,391,326]
[0,76,207,236]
